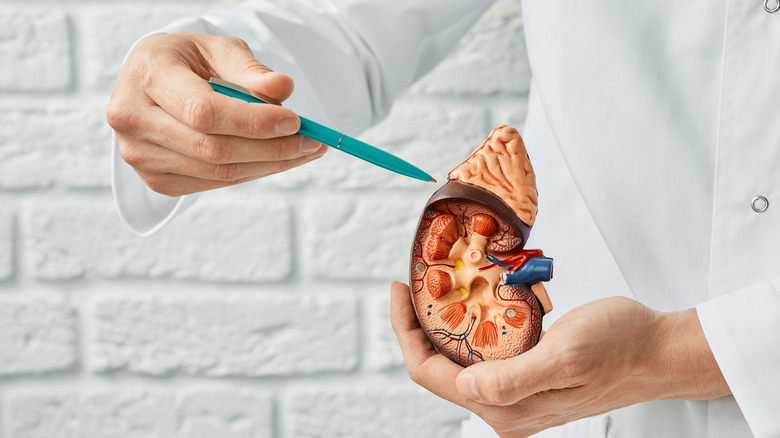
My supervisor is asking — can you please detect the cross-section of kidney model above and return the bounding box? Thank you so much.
[409,125,553,367]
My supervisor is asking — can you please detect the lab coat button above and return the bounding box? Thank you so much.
[751,196,769,212]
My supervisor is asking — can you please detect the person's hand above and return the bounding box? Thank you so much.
[389,282,730,437]
[107,31,327,197]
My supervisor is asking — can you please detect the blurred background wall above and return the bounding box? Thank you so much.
[0,0,530,436]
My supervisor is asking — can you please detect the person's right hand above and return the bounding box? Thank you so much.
[389,281,731,437]
[107,31,328,197]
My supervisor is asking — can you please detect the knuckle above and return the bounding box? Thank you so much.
[241,113,275,140]
[127,55,151,83]
[106,100,138,132]
[117,142,146,168]
[406,368,422,386]
[181,94,216,132]
[223,35,250,51]
[266,137,288,161]
[241,58,264,75]
[194,134,230,164]
[211,163,240,181]
[406,363,424,386]
[490,373,516,406]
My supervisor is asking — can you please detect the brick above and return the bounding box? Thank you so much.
[0,10,70,91]
[0,107,111,189]
[26,199,292,281]
[409,0,530,96]
[8,389,272,438]
[258,102,489,190]
[179,390,274,438]
[302,194,428,280]
[284,385,469,438]
[0,295,76,376]
[0,208,12,280]
[364,294,405,370]
[81,7,218,90]
[90,294,358,376]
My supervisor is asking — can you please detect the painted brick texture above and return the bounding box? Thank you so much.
[302,194,427,281]
[284,387,468,438]
[8,389,273,438]
[0,209,12,280]
[0,295,76,375]
[0,108,111,189]
[90,294,359,376]
[0,0,530,437]
[0,11,71,91]
[26,199,292,281]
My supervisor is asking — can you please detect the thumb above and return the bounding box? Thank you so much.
[455,347,554,406]
[208,37,295,105]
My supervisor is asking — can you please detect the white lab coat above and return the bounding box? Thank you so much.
[111,1,780,437]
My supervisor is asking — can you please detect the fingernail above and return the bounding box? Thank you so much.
[276,117,299,135]
[300,136,323,154]
[458,371,480,401]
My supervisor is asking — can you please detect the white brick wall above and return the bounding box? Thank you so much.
[8,389,274,438]
[0,11,71,92]
[0,108,111,189]
[0,0,531,436]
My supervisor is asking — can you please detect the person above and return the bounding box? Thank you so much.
[107,1,780,437]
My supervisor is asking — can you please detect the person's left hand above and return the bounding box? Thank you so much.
[389,281,729,438]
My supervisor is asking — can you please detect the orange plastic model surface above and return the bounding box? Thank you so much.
[409,126,553,367]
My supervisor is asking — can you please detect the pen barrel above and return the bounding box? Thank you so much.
[298,119,343,146]
[337,135,432,182]
[209,77,434,183]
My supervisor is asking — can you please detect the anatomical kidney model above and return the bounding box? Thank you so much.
[409,125,553,367]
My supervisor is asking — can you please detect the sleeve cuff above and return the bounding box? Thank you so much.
[697,278,780,438]
[111,134,198,236]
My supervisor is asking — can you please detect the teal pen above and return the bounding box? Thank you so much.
[207,77,436,183]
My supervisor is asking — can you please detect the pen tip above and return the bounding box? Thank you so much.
[430,178,437,183]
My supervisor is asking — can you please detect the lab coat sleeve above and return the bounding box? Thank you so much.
[111,0,495,236]
[696,277,780,438]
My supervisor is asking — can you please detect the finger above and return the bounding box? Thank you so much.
[139,172,265,197]
[455,342,566,406]
[390,282,486,412]
[199,35,296,104]
[121,138,327,182]
[145,61,300,139]
[140,105,323,163]
[130,145,327,197]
